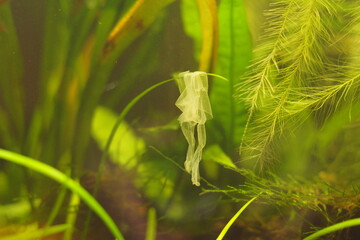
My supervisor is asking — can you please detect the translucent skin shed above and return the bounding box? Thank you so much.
[175,71,213,186]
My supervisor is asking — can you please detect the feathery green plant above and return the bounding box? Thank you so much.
[237,0,360,171]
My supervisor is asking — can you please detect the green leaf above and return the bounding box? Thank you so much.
[203,144,236,169]
[145,208,157,240]
[0,3,24,145]
[0,224,69,240]
[210,0,252,152]
[0,149,124,240]
[180,0,217,71]
[303,218,360,240]
[85,0,100,9]
[180,0,202,61]
[91,106,145,169]
[72,0,175,171]
[139,118,179,133]
[216,195,259,240]
[104,13,165,107]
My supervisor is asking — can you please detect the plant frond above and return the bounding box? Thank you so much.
[238,0,343,169]
[237,0,300,157]
[203,167,360,216]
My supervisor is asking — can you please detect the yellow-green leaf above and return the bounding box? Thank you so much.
[91,106,145,169]
[203,144,237,169]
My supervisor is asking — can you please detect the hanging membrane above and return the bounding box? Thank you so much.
[175,71,213,186]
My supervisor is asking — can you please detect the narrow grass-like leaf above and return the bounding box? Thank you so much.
[303,218,360,240]
[0,149,124,240]
[216,195,259,240]
[145,208,157,240]
[104,15,165,107]
[39,0,71,115]
[196,0,218,71]
[0,3,24,145]
[64,191,80,240]
[45,185,68,228]
[0,224,69,240]
[104,0,176,61]
[34,0,72,167]
[72,0,176,174]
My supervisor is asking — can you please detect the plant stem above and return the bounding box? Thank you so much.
[303,218,360,240]
[216,194,259,240]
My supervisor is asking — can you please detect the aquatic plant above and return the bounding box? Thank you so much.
[1,0,360,239]
[237,0,360,171]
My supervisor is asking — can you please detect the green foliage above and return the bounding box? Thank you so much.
[180,0,202,61]
[0,3,24,149]
[237,0,360,171]
[216,195,259,240]
[92,106,145,169]
[145,208,157,240]
[304,218,360,240]
[203,144,236,169]
[0,224,69,240]
[0,0,175,239]
[1,0,360,239]
[210,0,252,152]
[0,149,123,240]
[181,0,252,152]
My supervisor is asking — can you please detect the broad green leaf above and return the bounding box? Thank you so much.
[210,0,252,152]
[203,144,236,169]
[91,106,145,169]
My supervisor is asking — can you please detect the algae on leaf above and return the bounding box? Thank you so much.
[175,71,212,186]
